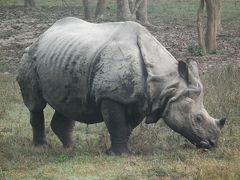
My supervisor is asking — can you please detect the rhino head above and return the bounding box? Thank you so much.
[146,60,226,149]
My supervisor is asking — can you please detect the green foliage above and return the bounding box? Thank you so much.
[0,0,19,6]
[188,43,203,56]
[56,154,71,163]
[0,31,16,39]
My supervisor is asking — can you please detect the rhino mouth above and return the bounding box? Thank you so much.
[196,139,216,149]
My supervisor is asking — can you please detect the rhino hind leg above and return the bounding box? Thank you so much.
[17,51,49,147]
[22,91,48,147]
[50,111,75,148]
[101,100,132,155]
[26,97,48,147]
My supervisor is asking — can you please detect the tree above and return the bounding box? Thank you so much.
[82,0,149,24]
[197,0,222,55]
[117,0,132,21]
[24,0,35,7]
[82,0,92,20]
[197,0,207,55]
[95,0,106,19]
[136,0,149,25]
[83,0,107,20]
[216,0,222,32]
[117,0,149,24]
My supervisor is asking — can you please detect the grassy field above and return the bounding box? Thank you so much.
[0,0,239,28]
[0,66,239,179]
[0,0,240,179]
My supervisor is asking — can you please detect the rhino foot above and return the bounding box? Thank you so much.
[63,143,74,149]
[105,147,133,156]
[32,139,50,148]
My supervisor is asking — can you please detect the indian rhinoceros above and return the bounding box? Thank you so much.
[16,17,226,155]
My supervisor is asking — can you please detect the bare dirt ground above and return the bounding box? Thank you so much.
[0,7,239,74]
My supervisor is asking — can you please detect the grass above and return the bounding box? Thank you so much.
[0,31,16,39]
[0,0,239,179]
[0,0,239,33]
[1,0,239,28]
[149,0,240,27]
[187,43,203,56]
[0,66,240,179]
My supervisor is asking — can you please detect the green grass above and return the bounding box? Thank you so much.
[0,66,240,179]
[0,31,16,39]
[188,43,203,56]
[149,0,199,24]
[0,0,239,30]
[0,0,240,179]
[1,0,239,28]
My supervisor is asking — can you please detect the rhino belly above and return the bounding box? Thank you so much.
[41,86,103,124]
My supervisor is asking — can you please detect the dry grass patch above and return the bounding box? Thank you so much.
[0,66,240,179]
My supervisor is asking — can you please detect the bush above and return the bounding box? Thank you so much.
[188,43,202,56]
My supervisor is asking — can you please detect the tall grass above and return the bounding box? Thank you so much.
[0,66,239,179]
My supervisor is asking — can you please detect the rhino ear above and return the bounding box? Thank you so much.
[217,118,227,129]
[178,60,189,83]
[145,111,160,124]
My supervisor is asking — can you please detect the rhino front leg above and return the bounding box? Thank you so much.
[50,112,75,148]
[30,111,49,147]
[101,100,132,155]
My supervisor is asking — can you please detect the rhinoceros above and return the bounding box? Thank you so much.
[16,17,226,155]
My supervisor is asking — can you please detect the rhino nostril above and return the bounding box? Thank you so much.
[199,141,210,149]
[208,139,216,147]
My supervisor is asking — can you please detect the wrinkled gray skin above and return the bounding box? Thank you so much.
[17,17,226,155]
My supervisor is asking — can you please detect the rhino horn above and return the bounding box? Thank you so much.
[217,118,227,129]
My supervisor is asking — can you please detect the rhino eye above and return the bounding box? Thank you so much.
[195,114,203,123]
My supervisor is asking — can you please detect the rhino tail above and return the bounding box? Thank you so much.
[16,48,46,112]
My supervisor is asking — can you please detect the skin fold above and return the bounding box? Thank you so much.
[17,17,226,155]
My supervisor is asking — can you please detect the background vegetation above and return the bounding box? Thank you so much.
[0,0,239,179]
[0,66,239,179]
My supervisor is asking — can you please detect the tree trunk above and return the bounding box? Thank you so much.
[128,0,136,13]
[95,0,106,19]
[216,0,222,32]
[82,0,92,20]
[205,0,218,53]
[117,0,132,21]
[197,0,206,55]
[24,0,35,7]
[136,0,149,25]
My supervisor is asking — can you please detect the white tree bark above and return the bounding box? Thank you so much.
[205,0,218,53]
[117,0,149,24]
[136,0,149,25]
[197,0,206,55]
[117,0,132,21]
[197,0,221,54]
